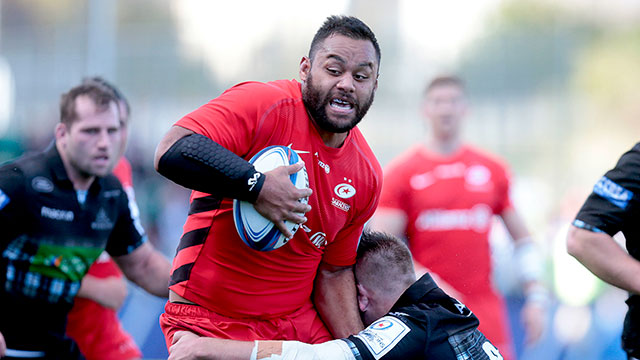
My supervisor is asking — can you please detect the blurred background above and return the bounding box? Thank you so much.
[1,0,639,358]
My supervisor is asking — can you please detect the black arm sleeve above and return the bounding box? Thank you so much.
[157,134,265,202]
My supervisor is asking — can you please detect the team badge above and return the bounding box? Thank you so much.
[334,178,356,199]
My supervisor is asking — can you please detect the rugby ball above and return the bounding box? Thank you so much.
[233,145,309,251]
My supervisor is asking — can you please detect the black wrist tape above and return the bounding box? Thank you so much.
[158,134,265,202]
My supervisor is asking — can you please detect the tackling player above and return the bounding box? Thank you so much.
[167,231,503,360]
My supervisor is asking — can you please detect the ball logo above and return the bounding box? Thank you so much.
[334,183,356,199]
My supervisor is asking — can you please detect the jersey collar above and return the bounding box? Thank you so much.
[392,273,440,308]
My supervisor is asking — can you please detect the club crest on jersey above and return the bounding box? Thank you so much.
[91,208,114,230]
[334,178,356,199]
[465,165,491,187]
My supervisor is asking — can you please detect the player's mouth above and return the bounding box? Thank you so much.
[93,155,110,166]
[328,97,355,115]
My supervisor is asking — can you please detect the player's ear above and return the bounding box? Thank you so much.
[299,56,311,82]
[357,283,369,312]
[55,123,67,143]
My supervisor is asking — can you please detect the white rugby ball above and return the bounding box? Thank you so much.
[233,145,309,251]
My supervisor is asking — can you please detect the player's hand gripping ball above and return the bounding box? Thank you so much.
[233,145,309,251]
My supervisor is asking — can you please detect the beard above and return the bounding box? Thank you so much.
[302,72,375,133]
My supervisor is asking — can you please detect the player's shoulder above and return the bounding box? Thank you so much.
[384,144,426,172]
[225,79,301,103]
[462,144,510,170]
[0,150,49,182]
[615,142,640,169]
[349,129,383,174]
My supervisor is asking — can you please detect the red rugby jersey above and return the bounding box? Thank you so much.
[379,144,512,296]
[169,79,382,318]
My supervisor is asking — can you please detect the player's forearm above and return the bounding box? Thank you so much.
[567,226,640,294]
[314,263,363,338]
[155,127,264,202]
[132,249,171,297]
[76,274,127,309]
[116,243,171,298]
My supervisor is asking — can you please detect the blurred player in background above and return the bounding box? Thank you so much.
[65,77,142,360]
[167,231,503,360]
[154,15,382,348]
[567,142,640,360]
[0,81,170,359]
[369,75,548,359]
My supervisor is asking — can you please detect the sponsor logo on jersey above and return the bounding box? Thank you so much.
[593,176,633,209]
[289,144,310,154]
[32,176,54,193]
[317,159,330,174]
[335,178,356,199]
[0,188,9,210]
[331,197,351,212]
[310,232,327,248]
[91,208,114,230]
[415,204,492,232]
[355,316,411,360]
[41,206,74,221]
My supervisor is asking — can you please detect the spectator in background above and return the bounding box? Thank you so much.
[567,142,640,360]
[369,75,548,360]
[65,77,143,360]
[0,81,170,359]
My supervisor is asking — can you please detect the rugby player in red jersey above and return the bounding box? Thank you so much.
[154,15,383,348]
[370,75,548,360]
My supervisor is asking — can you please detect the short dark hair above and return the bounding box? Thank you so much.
[309,15,381,67]
[424,75,465,95]
[357,230,414,278]
[82,76,131,117]
[59,83,118,126]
